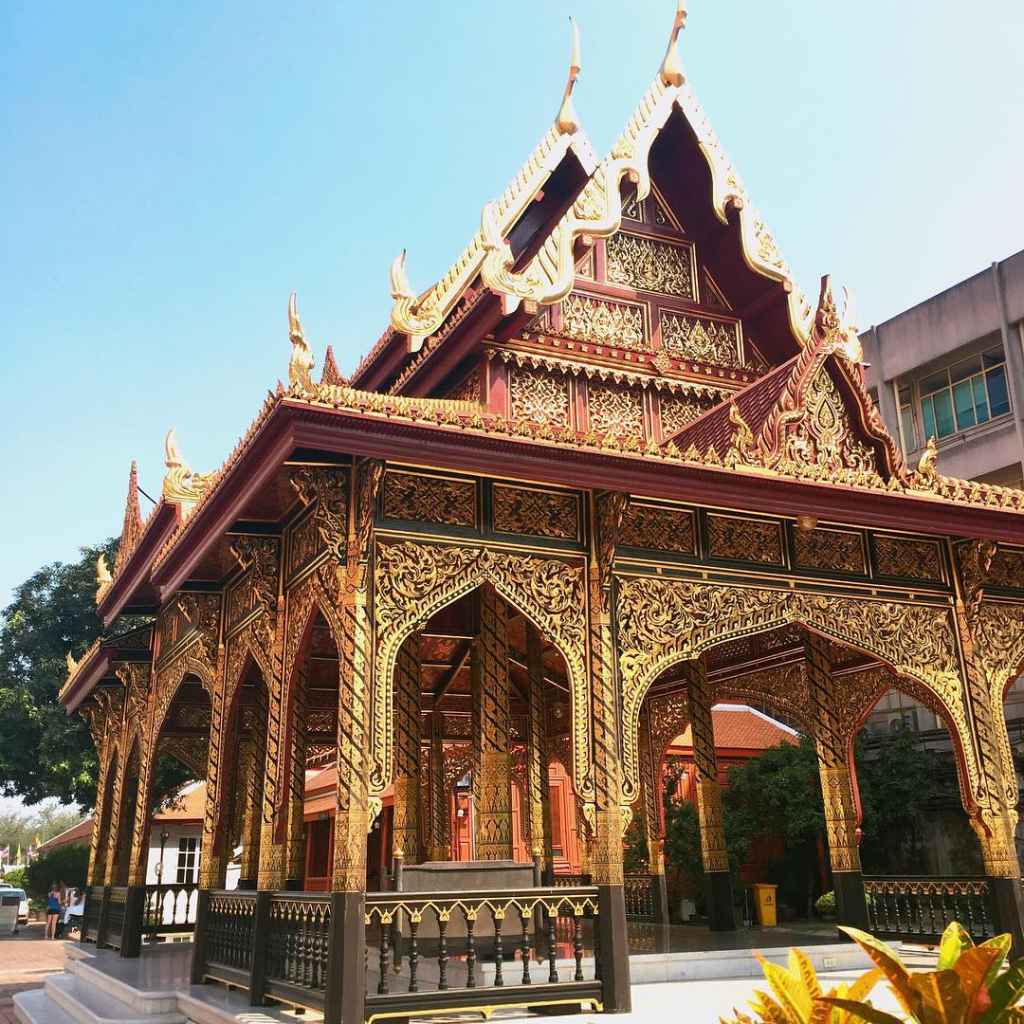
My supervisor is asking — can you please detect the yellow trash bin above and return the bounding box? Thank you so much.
[752,883,778,927]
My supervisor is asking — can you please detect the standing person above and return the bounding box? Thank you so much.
[45,885,61,939]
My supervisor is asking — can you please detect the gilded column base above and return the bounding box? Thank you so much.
[695,781,729,874]
[819,765,863,874]
[475,751,513,861]
[972,810,1022,879]
[392,774,420,865]
[591,805,625,887]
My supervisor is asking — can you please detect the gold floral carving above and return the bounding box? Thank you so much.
[660,312,742,367]
[659,395,710,437]
[621,188,643,222]
[618,502,695,554]
[587,383,644,438]
[605,232,694,299]
[707,514,783,565]
[447,369,481,404]
[373,541,591,811]
[509,367,570,425]
[872,535,945,583]
[793,527,866,575]
[984,546,1024,592]
[492,484,580,540]
[695,781,729,872]
[615,577,962,804]
[560,292,646,351]
[382,471,477,529]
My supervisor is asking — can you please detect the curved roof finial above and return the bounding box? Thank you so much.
[287,292,315,394]
[555,17,582,135]
[659,0,687,88]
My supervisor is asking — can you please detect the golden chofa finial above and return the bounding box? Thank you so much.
[163,428,212,508]
[839,286,864,364]
[65,651,79,676]
[659,0,687,88]
[287,292,315,395]
[555,17,582,135]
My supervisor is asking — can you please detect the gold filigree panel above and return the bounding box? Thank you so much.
[605,232,695,299]
[286,507,321,581]
[659,395,709,438]
[986,547,1024,591]
[872,534,945,583]
[615,576,963,804]
[792,527,866,575]
[587,383,644,438]
[509,367,570,425]
[382,471,477,529]
[660,312,742,367]
[492,484,580,541]
[373,541,591,808]
[707,514,783,565]
[619,502,695,555]
[560,293,646,351]
[448,369,481,404]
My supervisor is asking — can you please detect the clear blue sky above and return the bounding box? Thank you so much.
[3,0,1023,607]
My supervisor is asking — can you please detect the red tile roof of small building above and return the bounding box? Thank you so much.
[672,705,798,751]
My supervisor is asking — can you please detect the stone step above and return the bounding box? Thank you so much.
[13,988,77,1024]
[66,959,179,1017]
[45,975,185,1024]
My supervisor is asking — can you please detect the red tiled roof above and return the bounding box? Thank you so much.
[665,356,798,456]
[671,705,798,751]
[36,818,93,853]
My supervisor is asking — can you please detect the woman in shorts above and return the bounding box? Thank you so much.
[45,885,61,939]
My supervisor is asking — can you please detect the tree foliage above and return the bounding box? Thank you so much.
[0,539,117,808]
[0,802,86,857]
[24,845,88,902]
[662,729,954,915]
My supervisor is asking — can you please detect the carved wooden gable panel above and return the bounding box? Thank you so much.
[586,382,645,439]
[509,367,571,426]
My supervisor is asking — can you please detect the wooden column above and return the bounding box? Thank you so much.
[638,706,669,924]
[472,585,513,861]
[87,746,116,887]
[284,665,310,890]
[257,638,288,891]
[198,680,235,894]
[323,459,382,1024]
[681,656,736,931]
[392,638,422,864]
[236,736,262,889]
[427,710,451,861]
[588,491,631,1013]
[525,622,554,879]
[804,631,869,930]
[950,544,1024,951]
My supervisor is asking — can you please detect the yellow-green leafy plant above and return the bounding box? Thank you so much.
[822,922,1024,1024]
[719,947,881,1023]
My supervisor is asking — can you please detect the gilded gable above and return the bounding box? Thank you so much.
[605,232,695,299]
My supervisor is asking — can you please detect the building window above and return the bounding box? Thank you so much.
[890,708,919,732]
[898,386,918,453]
[920,347,1010,441]
[176,837,198,884]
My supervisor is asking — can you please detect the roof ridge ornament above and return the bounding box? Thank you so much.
[287,292,316,395]
[555,17,582,136]
[114,460,145,574]
[163,428,212,511]
[659,0,687,87]
[95,554,113,605]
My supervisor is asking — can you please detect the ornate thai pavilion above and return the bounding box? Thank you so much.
[60,5,1024,1022]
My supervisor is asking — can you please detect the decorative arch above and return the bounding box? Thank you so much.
[615,576,969,807]
[373,540,592,807]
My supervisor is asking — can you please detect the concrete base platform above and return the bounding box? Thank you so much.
[15,931,875,1024]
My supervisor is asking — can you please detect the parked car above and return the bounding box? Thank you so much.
[0,884,28,925]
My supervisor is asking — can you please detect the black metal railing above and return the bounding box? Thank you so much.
[864,876,995,943]
[263,894,332,1009]
[103,887,129,949]
[363,886,602,1021]
[142,883,198,939]
[623,873,658,922]
[80,886,101,943]
[202,891,259,988]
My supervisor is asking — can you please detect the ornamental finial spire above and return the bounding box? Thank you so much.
[114,460,144,574]
[659,0,687,87]
[287,292,315,395]
[555,17,582,135]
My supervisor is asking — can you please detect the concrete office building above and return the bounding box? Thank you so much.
[859,250,1024,869]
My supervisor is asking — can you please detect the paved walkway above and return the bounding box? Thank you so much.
[0,923,70,1024]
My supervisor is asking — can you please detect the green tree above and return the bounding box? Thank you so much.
[661,730,950,918]
[24,846,88,902]
[0,540,191,811]
[0,802,85,856]
[0,538,116,808]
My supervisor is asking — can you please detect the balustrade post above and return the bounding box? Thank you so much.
[248,891,272,1005]
[96,886,111,948]
[120,886,146,958]
[323,892,365,1024]
[190,890,211,984]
